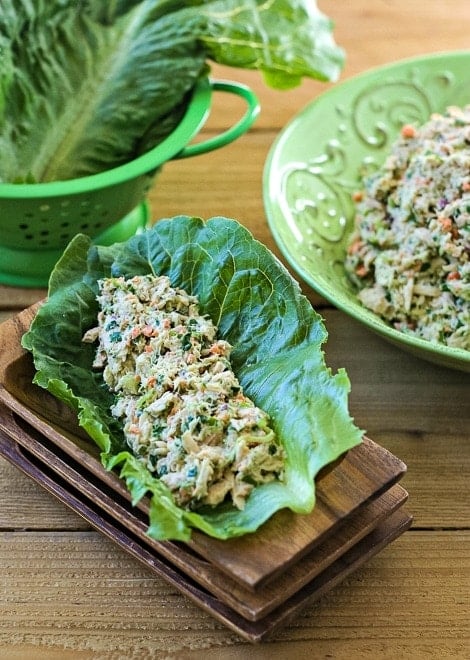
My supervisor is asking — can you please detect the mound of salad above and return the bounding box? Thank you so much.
[345,105,470,350]
[83,274,285,511]
[22,216,363,541]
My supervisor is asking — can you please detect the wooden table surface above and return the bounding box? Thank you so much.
[1,2,469,658]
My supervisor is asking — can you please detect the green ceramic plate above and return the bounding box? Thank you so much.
[264,51,470,373]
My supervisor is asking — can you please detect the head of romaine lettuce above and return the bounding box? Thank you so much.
[0,0,344,183]
[22,216,363,541]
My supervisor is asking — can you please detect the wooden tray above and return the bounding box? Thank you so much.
[0,425,411,642]
[0,305,413,641]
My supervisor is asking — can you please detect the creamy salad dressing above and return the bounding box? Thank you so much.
[345,105,470,349]
[83,275,284,510]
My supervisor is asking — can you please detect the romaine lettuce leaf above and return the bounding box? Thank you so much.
[22,216,363,540]
[0,0,344,183]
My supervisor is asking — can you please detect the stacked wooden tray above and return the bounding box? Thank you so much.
[0,306,412,642]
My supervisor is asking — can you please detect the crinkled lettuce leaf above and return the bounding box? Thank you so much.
[22,216,363,541]
[0,0,344,182]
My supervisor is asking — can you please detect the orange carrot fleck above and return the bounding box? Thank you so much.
[438,217,452,232]
[355,265,368,278]
[401,124,416,138]
[142,325,154,337]
[348,238,363,255]
[352,190,364,202]
[209,342,225,355]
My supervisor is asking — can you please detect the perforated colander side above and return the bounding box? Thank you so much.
[1,173,155,250]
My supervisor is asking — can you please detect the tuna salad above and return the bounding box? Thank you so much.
[83,274,284,510]
[345,105,470,350]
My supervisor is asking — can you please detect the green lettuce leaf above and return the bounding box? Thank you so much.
[22,216,363,541]
[0,0,343,183]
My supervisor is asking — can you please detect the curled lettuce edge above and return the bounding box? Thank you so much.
[22,216,363,541]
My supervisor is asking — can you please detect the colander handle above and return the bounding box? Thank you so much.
[173,80,260,159]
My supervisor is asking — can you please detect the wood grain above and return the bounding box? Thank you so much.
[322,309,470,437]
[0,530,468,657]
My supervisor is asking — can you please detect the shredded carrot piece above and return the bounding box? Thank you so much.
[401,124,417,138]
[438,217,453,232]
[142,325,155,337]
[352,190,364,202]
[355,265,368,278]
[209,342,225,355]
[348,238,363,255]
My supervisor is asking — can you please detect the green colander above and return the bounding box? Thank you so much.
[0,78,260,288]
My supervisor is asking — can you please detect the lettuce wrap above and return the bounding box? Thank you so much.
[22,216,363,540]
